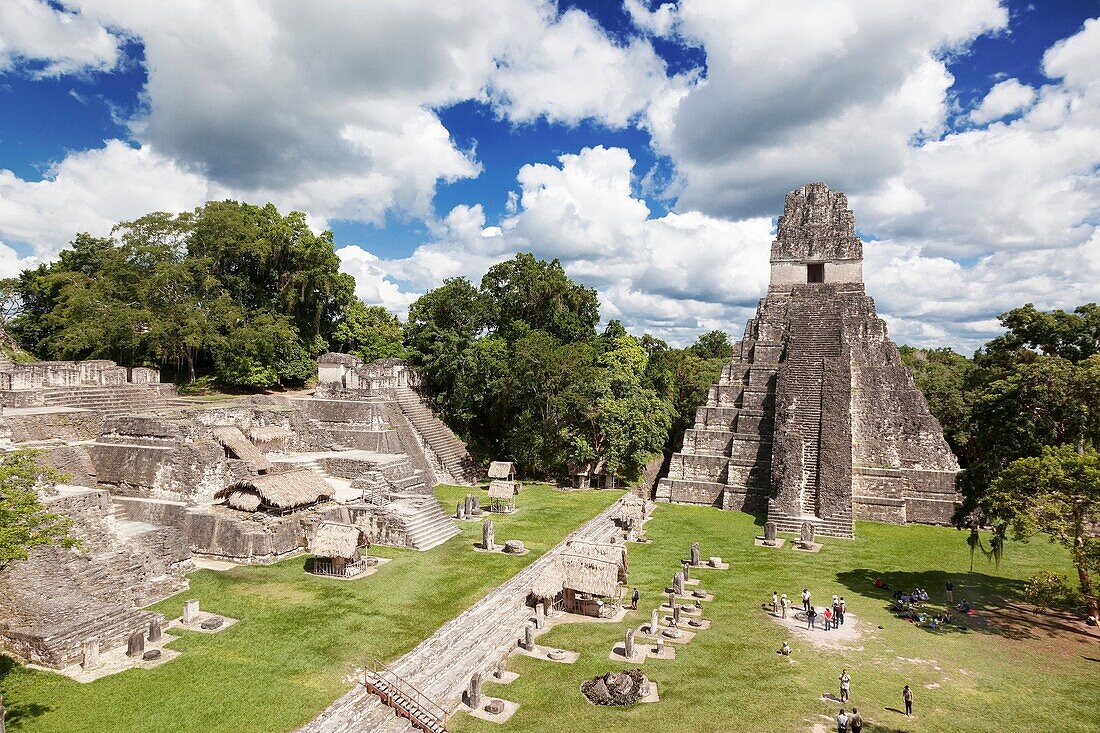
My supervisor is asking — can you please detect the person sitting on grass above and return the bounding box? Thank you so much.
[874,578,891,590]
[778,641,791,655]
[955,599,974,614]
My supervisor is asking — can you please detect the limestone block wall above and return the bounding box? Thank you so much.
[0,409,104,442]
[341,505,411,547]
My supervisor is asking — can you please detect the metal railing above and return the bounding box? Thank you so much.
[364,658,448,732]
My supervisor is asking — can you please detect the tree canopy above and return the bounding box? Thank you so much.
[6,201,355,388]
[0,450,77,571]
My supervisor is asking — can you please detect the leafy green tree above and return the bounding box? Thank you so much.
[986,444,1100,617]
[986,302,1100,363]
[331,301,406,362]
[0,450,77,571]
[689,329,733,361]
[900,346,975,464]
[480,253,599,343]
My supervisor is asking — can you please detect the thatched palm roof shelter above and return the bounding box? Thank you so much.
[215,468,332,513]
[487,479,517,513]
[531,540,627,599]
[248,425,291,451]
[311,521,369,560]
[487,461,515,481]
[212,425,273,472]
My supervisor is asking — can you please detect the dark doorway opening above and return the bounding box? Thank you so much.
[807,263,824,283]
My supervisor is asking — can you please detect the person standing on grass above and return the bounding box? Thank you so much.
[807,606,817,630]
[823,605,833,631]
[838,597,846,625]
[945,579,954,604]
[780,593,789,618]
[902,684,913,718]
[631,587,639,610]
[839,669,851,702]
[848,708,863,733]
[772,590,779,614]
[802,588,811,612]
[836,708,849,733]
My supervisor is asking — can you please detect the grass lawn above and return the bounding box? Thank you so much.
[449,505,1099,733]
[0,484,620,733]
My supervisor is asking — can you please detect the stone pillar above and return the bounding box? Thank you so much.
[667,591,675,609]
[494,662,505,679]
[148,619,162,643]
[183,599,200,625]
[690,541,701,566]
[468,672,483,709]
[464,494,474,516]
[673,571,685,597]
[82,640,100,671]
[472,495,481,513]
[523,624,535,651]
[650,608,659,634]
[482,519,495,551]
[457,503,465,519]
[655,637,665,655]
[535,603,546,629]
[682,560,690,582]
[624,628,635,658]
[672,605,681,626]
[800,521,816,546]
[764,521,777,546]
[126,631,145,658]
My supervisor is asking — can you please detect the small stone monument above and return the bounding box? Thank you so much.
[672,605,681,626]
[503,539,525,554]
[535,603,546,629]
[799,521,816,548]
[523,624,535,651]
[142,649,162,661]
[183,599,200,625]
[667,591,675,609]
[650,608,659,634]
[673,571,685,597]
[482,519,495,551]
[624,627,635,658]
[467,672,483,709]
[494,662,505,679]
[708,556,723,568]
[464,494,475,516]
[148,619,162,642]
[763,520,778,546]
[82,639,100,671]
[682,560,690,582]
[690,541,701,566]
[200,616,224,630]
[456,503,465,519]
[655,637,665,655]
[471,495,482,514]
[126,631,145,658]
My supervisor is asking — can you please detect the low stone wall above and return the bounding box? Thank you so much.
[853,466,959,524]
[0,409,104,441]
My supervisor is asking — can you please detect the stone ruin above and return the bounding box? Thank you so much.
[0,352,475,669]
[657,183,960,537]
[581,669,652,706]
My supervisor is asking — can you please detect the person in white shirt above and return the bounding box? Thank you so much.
[802,588,811,612]
[839,669,851,702]
[836,708,849,733]
[772,591,779,614]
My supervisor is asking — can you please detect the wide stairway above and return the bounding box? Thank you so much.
[300,502,624,732]
[767,297,853,537]
[389,387,479,486]
[41,384,184,416]
[386,494,462,551]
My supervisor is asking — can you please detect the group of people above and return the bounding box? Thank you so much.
[831,681,916,731]
[766,588,849,632]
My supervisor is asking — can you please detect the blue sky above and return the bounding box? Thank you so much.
[1,1,1098,351]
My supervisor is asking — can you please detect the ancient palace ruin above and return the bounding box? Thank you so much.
[657,182,960,537]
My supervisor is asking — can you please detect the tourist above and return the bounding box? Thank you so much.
[832,594,839,607]
[838,596,846,625]
[802,588,811,612]
[631,587,639,610]
[839,669,851,702]
[836,708,849,733]
[772,590,779,614]
[823,605,833,631]
[945,579,954,603]
[807,606,818,630]
[902,684,913,718]
[778,640,791,656]
[832,600,841,627]
[780,593,789,618]
[848,707,863,733]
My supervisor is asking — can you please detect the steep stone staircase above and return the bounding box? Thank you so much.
[386,494,462,551]
[389,387,479,486]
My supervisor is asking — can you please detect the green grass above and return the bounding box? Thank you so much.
[448,506,1099,733]
[0,484,620,733]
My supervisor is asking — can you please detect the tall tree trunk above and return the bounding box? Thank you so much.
[1072,502,1098,618]
[184,348,196,384]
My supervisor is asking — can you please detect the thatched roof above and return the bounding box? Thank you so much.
[488,480,516,499]
[224,489,260,512]
[311,521,369,559]
[215,468,332,511]
[531,540,627,598]
[615,495,648,526]
[569,458,606,476]
[212,425,273,471]
[487,461,515,479]
[249,425,290,443]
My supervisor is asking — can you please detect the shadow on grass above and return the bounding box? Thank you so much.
[835,569,1099,644]
[1,657,54,726]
